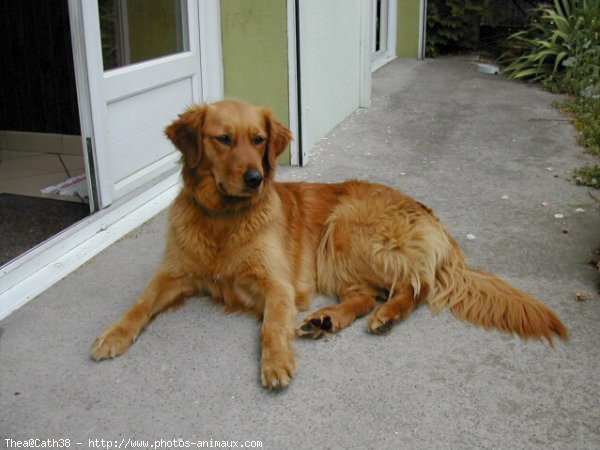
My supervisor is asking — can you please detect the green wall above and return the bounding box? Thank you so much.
[397,0,421,58]
[220,0,291,163]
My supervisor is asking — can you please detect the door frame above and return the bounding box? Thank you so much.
[371,0,398,72]
[287,0,301,165]
[418,0,427,60]
[0,0,223,320]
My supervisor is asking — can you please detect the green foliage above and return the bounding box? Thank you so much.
[503,1,600,189]
[502,0,600,96]
[573,164,600,188]
[557,96,600,157]
[426,0,487,57]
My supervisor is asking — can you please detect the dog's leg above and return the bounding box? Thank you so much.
[91,272,198,360]
[367,283,421,334]
[260,281,298,389]
[297,284,379,338]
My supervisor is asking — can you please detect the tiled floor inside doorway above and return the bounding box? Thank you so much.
[0,131,90,266]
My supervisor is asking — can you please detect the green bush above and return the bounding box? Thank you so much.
[502,0,600,96]
[426,0,486,57]
[557,95,600,188]
[557,96,600,156]
[503,1,600,189]
[574,165,600,188]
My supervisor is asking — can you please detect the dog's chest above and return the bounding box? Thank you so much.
[185,236,236,273]
[175,221,263,279]
[183,235,266,314]
[170,197,281,308]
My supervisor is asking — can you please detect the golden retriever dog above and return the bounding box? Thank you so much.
[91,100,568,388]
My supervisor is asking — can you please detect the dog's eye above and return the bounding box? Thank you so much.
[215,134,233,145]
[253,135,265,145]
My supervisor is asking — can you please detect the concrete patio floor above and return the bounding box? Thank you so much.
[1,56,599,449]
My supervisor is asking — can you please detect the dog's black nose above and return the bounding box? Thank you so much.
[244,169,263,189]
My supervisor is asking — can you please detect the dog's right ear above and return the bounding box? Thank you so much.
[165,105,207,169]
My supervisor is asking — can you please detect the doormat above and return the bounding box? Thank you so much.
[0,194,90,267]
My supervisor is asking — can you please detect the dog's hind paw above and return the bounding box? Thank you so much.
[297,305,359,339]
[297,315,332,339]
[367,317,394,335]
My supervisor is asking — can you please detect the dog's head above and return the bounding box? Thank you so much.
[166,100,292,212]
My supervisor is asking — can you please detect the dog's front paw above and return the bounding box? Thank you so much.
[260,349,297,390]
[91,324,136,361]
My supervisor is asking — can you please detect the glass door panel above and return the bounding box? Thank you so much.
[99,0,188,70]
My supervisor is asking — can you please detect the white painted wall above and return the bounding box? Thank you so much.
[299,0,363,155]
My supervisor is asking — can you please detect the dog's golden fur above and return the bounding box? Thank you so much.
[92,100,568,388]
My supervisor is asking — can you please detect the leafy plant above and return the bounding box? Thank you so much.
[573,164,600,188]
[426,0,487,57]
[561,86,600,192]
[502,0,600,95]
[557,96,600,156]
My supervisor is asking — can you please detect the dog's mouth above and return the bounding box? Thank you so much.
[217,182,258,199]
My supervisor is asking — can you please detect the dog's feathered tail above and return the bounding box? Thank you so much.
[429,249,568,342]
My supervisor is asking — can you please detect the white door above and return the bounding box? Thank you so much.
[75,0,213,207]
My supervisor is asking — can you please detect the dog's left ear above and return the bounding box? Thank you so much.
[263,109,292,177]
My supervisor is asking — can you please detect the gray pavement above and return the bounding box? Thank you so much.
[1,56,599,449]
